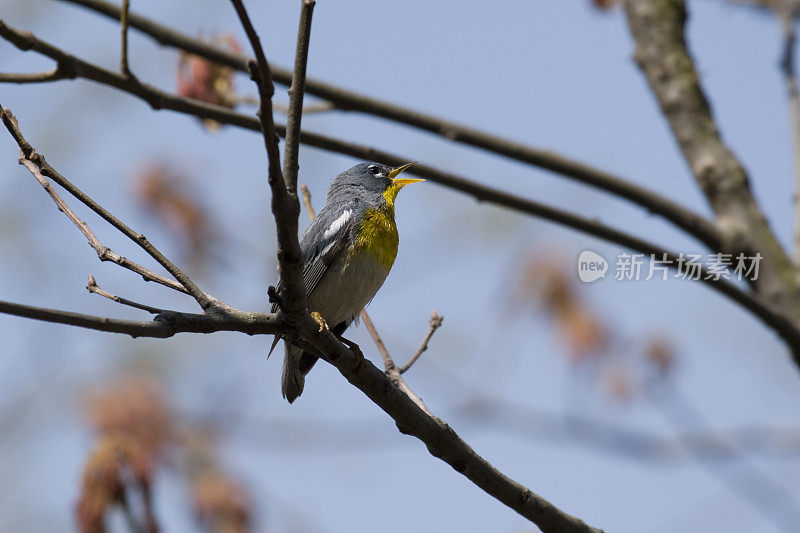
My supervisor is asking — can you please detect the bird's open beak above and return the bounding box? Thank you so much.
[388,162,424,187]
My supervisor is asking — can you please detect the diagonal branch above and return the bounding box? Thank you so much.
[53,0,723,252]
[301,327,604,533]
[10,132,189,294]
[0,104,214,311]
[623,0,800,316]
[86,274,165,314]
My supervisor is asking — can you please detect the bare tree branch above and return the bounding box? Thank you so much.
[8,126,190,294]
[228,0,306,320]
[0,67,64,83]
[0,299,280,338]
[53,0,724,252]
[359,310,432,416]
[120,0,131,77]
[273,101,334,115]
[282,0,315,195]
[399,310,443,374]
[295,327,605,532]
[300,183,315,220]
[0,103,215,310]
[623,0,800,316]
[86,274,164,314]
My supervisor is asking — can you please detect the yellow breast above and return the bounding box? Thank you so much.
[353,206,399,269]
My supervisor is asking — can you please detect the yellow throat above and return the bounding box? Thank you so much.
[353,163,423,268]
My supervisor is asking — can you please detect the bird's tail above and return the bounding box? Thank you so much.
[281,343,319,403]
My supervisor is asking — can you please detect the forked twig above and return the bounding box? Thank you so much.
[86,275,165,314]
[399,310,443,374]
[11,133,188,294]
[0,106,214,310]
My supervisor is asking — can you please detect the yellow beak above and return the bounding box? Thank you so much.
[388,162,424,187]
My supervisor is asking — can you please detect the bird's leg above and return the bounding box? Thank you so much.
[310,313,363,364]
[310,311,330,333]
[335,334,364,364]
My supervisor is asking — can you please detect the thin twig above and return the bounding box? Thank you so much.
[0,68,64,83]
[56,0,723,251]
[235,95,335,114]
[399,310,443,374]
[300,183,315,220]
[358,311,432,416]
[120,0,132,77]
[273,101,334,114]
[282,0,315,195]
[228,0,306,319]
[86,274,165,314]
[11,139,188,294]
[0,104,215,311]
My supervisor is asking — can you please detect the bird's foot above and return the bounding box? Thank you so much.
[311,311,330,333]
[267,285,283,310]
[336,334,364,364]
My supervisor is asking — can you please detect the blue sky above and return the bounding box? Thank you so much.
[1,1,799,532]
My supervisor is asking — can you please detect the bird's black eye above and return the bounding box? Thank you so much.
[367,164,380,175]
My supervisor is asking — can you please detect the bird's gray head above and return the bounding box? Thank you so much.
[326,162,422,206]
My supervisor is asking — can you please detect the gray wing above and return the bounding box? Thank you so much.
[271,203,356,312]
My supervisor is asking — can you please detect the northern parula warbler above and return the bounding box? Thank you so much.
[272,161,423,403]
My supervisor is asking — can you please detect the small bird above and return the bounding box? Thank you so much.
[272,161,423,403]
